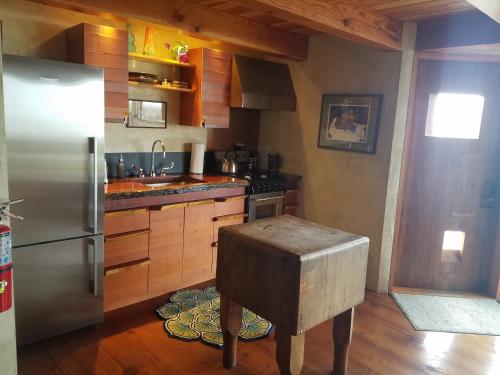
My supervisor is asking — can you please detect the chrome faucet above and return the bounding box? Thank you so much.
[150,139,166,177]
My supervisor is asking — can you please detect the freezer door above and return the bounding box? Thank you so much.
[3,55,104,247]
[13,235,104,346]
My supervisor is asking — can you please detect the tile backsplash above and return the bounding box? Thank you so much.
[105,152,190,178]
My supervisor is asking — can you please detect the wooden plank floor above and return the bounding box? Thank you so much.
[17,290,500,375]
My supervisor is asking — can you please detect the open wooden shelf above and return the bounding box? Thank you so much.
[128,52,196,69]
[128,80,195,93]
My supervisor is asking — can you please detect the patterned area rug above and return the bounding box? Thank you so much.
[156,286,273,348]
[392,293,500,335]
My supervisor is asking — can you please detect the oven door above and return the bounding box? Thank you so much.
[247,192,284,222]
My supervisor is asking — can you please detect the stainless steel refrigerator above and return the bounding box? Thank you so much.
[3,54,105,345]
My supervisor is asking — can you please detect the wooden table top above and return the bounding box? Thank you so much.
[222,215,368,259]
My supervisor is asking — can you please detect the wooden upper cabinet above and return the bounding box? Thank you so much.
[66,23,128,123]
[180,48,232,128]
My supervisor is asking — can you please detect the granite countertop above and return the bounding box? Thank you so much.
[105,174,248,201]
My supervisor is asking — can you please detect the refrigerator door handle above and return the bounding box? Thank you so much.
[88,237,99,297]
[89,137,98,234]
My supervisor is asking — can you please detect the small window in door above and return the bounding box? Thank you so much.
[441,230,465,263]
[425,93,485,139]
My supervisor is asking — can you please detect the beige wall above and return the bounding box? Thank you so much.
[0,23,18,375]
[258,35,401,290]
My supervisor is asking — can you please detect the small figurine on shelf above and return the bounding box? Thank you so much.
[171,41,189,63]
[143,27,155,56]
[127,24,136,53]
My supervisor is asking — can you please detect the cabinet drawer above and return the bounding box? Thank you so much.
[104,208,149,236]
[104,259,149,312]
[214,196,246,217]
[104,229,150,268]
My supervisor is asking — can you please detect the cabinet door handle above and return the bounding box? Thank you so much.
[151,202,188,211]
[105,208,148,218]
[104,258,151,276]
[104,228,150,242]
[213,213,245,222]
[255,196,284,203]
[214,195,246,203]
[188,199,215,207]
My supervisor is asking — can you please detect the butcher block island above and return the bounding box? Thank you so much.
[103,174,247,311]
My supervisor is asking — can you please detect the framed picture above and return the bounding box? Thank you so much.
[317,94,382,153]
[127,100,167,129]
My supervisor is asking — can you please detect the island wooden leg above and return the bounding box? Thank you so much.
[332,308,354,375]
[276,328,305,375]
[220,294,242,369]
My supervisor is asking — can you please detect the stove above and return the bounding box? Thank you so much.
[238,170,287,195]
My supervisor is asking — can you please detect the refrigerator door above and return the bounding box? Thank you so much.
[13,235,104,346]
[3,55,104,247]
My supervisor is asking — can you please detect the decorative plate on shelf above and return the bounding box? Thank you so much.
[128,72,161,84]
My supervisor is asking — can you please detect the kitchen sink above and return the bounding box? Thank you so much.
[137,175,207,187]
[143,182,173,188]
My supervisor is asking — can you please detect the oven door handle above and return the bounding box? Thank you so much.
[253,196,284,202]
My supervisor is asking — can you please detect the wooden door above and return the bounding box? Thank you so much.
[395,60,500,292]
[149,204,185,295]
[182,200,215,284]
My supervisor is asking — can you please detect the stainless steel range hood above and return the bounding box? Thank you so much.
[230,55,296,111]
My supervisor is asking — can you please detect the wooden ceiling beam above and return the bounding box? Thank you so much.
[230,0,403,50]
[416,11,500,51]
[27,0,309,61]
[464,0,500,23]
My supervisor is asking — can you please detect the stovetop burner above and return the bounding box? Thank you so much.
[238,170,286,195]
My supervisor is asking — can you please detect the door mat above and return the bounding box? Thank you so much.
[156,286,273,348]
[392,293,500,335]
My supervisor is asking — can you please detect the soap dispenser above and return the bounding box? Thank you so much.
[117,154,126,178]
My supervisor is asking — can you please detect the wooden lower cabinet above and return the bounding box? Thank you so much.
[148,204,185,296]
[103,195,246,311]
[212,213,245,275]
[214,195,245,217]
[104,259,150,312]
[182,200,215,285]
[104,208,149,236]
[104,229,149,268]
[283,189,298,216]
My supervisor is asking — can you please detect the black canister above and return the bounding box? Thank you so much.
[268,152,282,175]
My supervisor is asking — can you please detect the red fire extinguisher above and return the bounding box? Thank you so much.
[0,224,13,312]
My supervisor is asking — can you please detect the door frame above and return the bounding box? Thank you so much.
[389,52,500,300]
